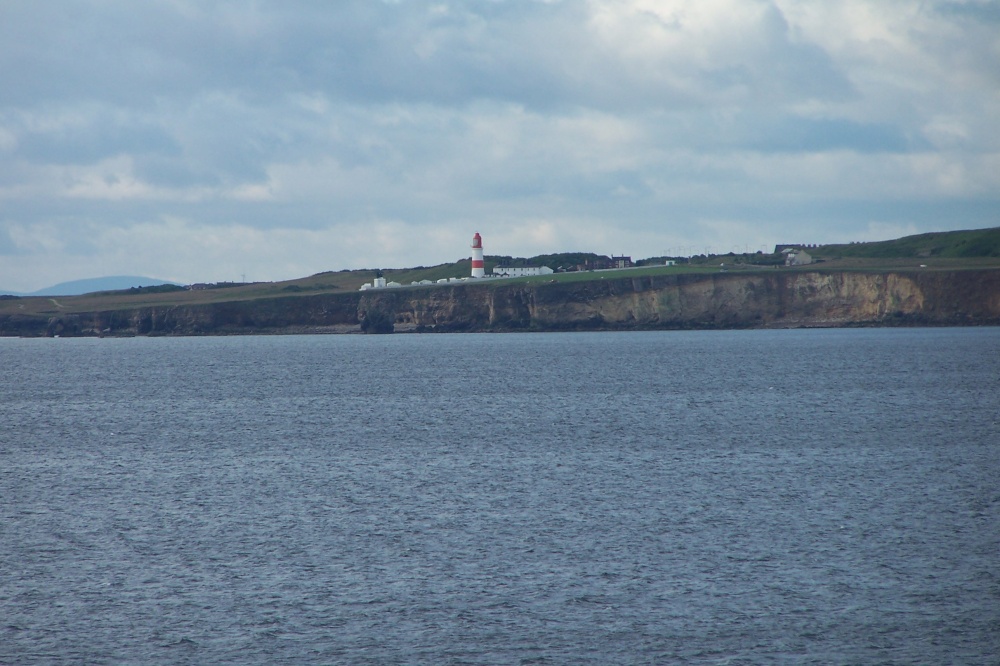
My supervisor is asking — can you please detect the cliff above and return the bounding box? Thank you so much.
[4,269,999,337]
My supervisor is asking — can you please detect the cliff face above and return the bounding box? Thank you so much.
[4,269,999,337]
[377,269,999,332]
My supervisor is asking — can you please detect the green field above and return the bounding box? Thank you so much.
[816,226,1000,259]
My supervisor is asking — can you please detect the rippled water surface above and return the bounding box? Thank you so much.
[2,329,999,664]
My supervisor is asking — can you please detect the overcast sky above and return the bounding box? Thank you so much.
[1,0,998,290]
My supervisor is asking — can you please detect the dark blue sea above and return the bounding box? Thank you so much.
[2,328,998,664]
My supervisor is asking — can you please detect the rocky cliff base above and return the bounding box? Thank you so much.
[4,269,999,337]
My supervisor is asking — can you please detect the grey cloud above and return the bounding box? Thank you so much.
[749,117,927,154]
[11,111,180,165]
[937,1,1000,22]
[0,1,853,112]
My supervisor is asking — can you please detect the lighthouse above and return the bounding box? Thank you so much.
[471,232,485,278]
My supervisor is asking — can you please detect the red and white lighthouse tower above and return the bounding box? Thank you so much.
[471,232,485,278]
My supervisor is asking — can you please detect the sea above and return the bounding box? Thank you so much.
[1,328,998,665]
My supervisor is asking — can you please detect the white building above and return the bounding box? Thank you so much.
[782,248,813,266]
[493,266,554,277]
[359,275,399,290]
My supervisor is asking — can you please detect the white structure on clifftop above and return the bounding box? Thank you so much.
[782,248,813,266]
[359,270,402,290]
[493,265,553,277]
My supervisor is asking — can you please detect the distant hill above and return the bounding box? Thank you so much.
[3,276,181,297]
[818,227,1000,259]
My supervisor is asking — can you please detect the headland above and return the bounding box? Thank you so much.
[2,228,999,336]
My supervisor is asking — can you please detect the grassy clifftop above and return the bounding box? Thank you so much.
[816,226,1000,259]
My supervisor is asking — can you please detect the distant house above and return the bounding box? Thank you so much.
[576,258,609,271]
[611,255,632,269]
[493,266,554,277]
[782,248,813,266]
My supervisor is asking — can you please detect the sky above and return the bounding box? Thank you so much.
[1,0,998,291]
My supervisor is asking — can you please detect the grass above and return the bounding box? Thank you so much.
[817,226,1000,259]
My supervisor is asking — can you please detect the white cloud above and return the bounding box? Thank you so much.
[60,156,159,201]
[7,221,71,255]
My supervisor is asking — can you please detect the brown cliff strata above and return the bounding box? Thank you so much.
[3,269,999,337]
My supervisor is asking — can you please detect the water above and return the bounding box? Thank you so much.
[2,328,998,664]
